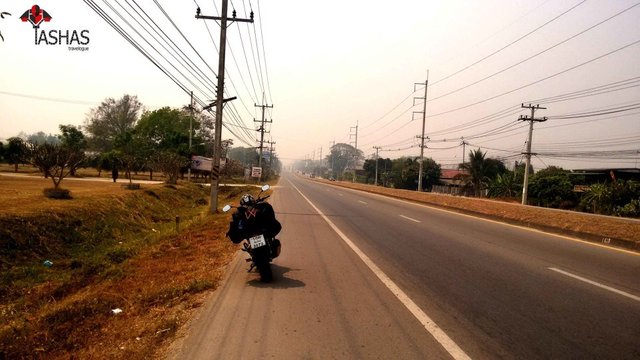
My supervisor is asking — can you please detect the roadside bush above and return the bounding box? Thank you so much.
[43,188,72,199]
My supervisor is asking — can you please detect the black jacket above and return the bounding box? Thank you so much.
[226,202,281,244]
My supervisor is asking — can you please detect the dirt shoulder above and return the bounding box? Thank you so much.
[315,179,640,252]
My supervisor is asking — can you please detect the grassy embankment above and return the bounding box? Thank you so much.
[0,174,260,359]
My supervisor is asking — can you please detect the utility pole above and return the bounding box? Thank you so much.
[460,137,468,165]
[329,140,335,177]
[519,103,547,205]
[265,140,276,169]
[373,146,381,186]
[188,91,194,182]
[319,146,323,167]
[414,73,429,192]
[350,122,358,183]
[196,2,253,213]
[255,100,273,180]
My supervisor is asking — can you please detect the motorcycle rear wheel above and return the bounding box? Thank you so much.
[256,261,272,282]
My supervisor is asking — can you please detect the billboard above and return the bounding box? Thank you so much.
[191,156,226,172]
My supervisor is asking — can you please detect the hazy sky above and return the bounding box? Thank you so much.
[1,0,639,170]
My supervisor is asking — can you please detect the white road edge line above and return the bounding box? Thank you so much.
[358,200,368,205]
[288,179,471,360]
[400,215,421,223]
[548,267,640,302]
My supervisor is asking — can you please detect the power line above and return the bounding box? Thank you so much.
[428,2,640,103]
[427,38,640,119]
[430,0,588,87]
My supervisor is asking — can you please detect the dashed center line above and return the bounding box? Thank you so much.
[549,267,640,302]
[400,215,421,223]
[358,200,368,205]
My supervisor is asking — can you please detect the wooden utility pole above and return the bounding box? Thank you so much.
[519,103,547,205]
[373,146,382,186]
[255,100,273,180]
[188,91,194,182]
[196,2,253,213]
[350,122,358,183]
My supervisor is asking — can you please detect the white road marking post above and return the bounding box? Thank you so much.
[288,179,472,360]
[548,267,640,302]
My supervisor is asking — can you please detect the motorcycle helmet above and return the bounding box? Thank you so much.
[240,194,255,206]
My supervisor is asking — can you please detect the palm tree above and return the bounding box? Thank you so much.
[581,183,611,214]
[459,149,489,196]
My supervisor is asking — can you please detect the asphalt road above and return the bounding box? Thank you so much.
[171,173,640,359]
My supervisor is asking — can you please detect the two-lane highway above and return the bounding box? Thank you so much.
[171,174,640,359]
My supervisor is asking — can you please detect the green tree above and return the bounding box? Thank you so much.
[488,171,520,198]
[326,143,363,179]
[6,137,28,172]
[386,157,441,190]
[581,183,611,214]
[135,107,193,155]
[0,141,4,162]
[227,147,259,168]
[113,130,146,185]
[527,166,576,208]
[58,125,87,176]
[363,157,392,185]
[84,94,143,152]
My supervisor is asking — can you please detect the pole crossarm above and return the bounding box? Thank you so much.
[195,7,254,23]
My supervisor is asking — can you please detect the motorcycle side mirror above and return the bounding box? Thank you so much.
[222,205,232,212]
[261,184,270,191]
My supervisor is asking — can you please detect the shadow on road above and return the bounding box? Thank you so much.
[247,264,305,289]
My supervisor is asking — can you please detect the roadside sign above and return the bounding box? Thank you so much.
[251,167,262,178]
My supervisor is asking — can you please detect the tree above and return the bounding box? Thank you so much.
[488,172,520,198]
[58,125,87,176]
[29,143,85,197]
[0,141,4,162]
[458,149,507,197]
[136,107,192,155]
[6,137,28,172]
[84,94,143,152]
[227,147,259,168]
[27,131,59,145]
[112,130,146,185]
[326,143,363,179]
[528,166,576,208]
[150,151,189,185]
[581,183,611,214]
[364,157,388,184]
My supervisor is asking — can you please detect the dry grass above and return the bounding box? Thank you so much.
[0,174,248,359]
[0,174,132,215]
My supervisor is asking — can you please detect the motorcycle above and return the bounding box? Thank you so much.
[223,184,282,282]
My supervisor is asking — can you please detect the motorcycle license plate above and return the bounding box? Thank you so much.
[249,234,267,249]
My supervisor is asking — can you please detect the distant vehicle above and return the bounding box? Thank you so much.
[329,177,336,181]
